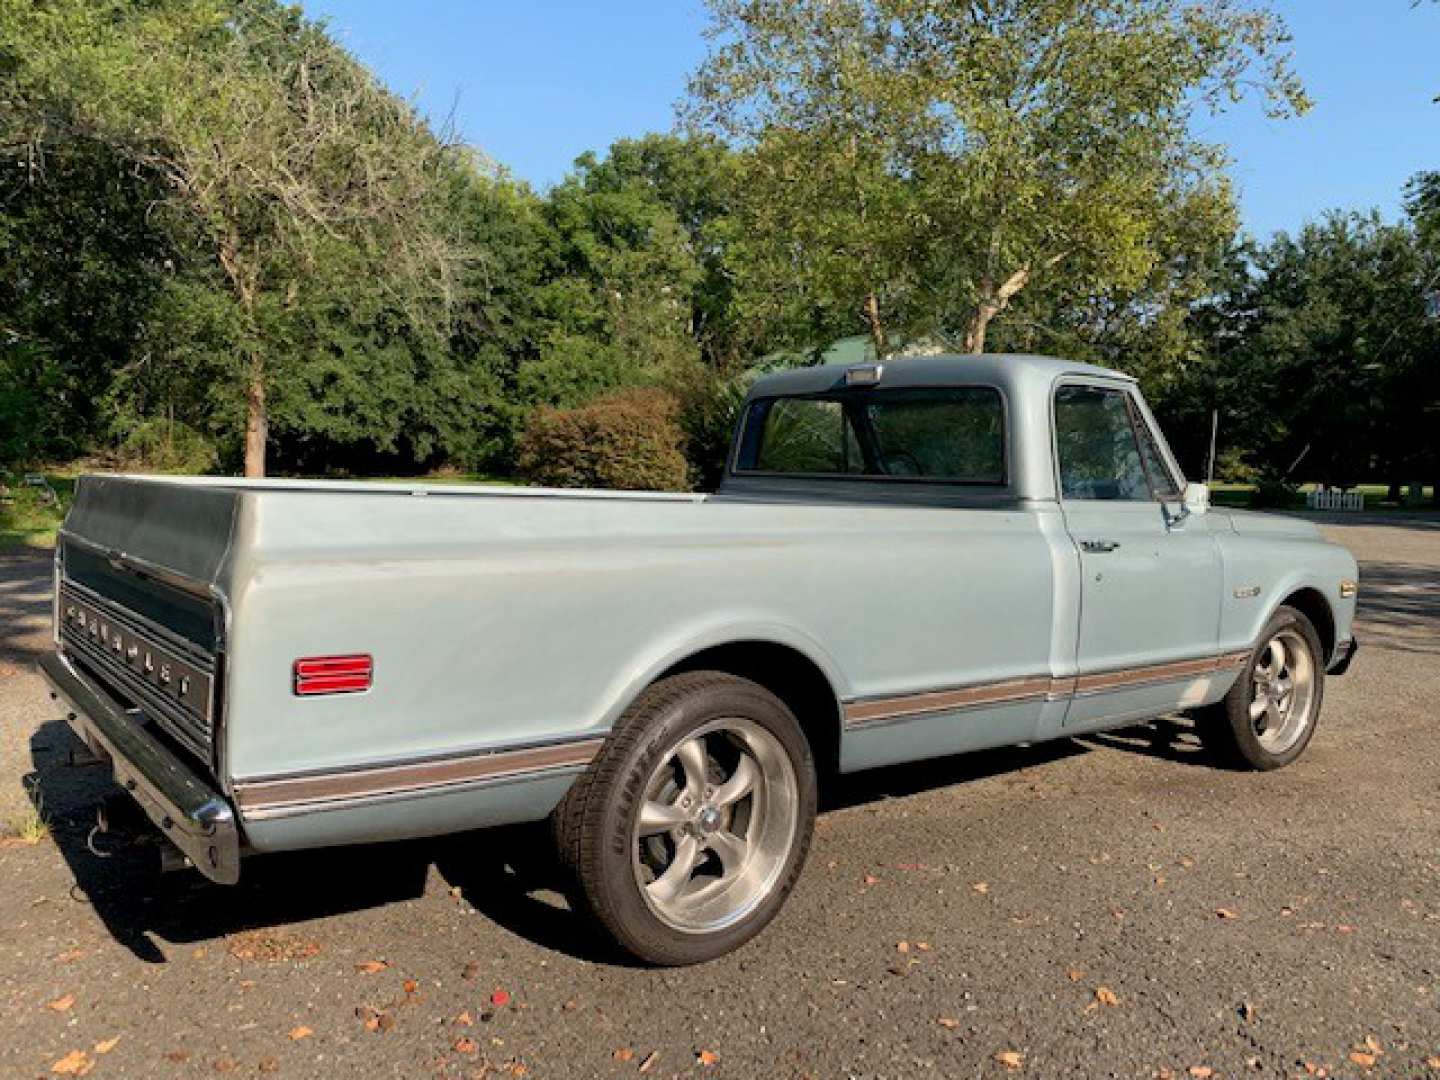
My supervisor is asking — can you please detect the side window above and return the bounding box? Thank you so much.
[1130,405,1182,501]
[752,398,864,474]
[1054,385,1151,500]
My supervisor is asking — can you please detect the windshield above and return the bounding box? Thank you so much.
[736,386,1005,483]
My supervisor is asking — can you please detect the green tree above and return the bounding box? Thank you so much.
[686,0,1307,355]
[4,0,467,476]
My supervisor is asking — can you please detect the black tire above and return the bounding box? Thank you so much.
[551,671,817,966]
[1197,605,1326,770]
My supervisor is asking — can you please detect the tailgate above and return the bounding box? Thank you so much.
[56,475,241,770]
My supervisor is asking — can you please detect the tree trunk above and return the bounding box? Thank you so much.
[863,292,888,358]
[963,302,998,353]
[244,367,266,478]
[962,266,1034,355]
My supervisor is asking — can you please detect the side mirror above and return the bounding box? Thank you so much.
[1183,482,1210,515]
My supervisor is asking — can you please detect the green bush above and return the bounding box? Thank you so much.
[517,388,691,491]
[1250,477,1300,509]
[118,418,218,474]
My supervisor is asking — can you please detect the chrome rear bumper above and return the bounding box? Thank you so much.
[39,651,240,884]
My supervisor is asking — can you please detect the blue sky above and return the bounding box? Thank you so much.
[304,0,1439,239]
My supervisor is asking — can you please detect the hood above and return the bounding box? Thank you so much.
[1216,509,1322,540]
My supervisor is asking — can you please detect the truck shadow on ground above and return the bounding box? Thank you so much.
[28,719,1200,966]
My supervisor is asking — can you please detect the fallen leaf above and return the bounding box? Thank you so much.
[1188,1068,1213,1079]
[972,882,991,894]
[46,994,76,1012]
[1424,1055,1440,1069]
[491,989,511,1007]
[1337,924,1356,934]
[697,1050,719,1066]
[163,1050,190,1064]
[1350,1051,1377,1068]
[257,1058,279,1074]
[511,1065,527,1077]
[936,1017,961,1030]
[454,1011,474,1026]
[214,1058,238,1072]
[638,1050,659,1073]
[1363,1035,1383,1055]
[862,874,881,885]
[50,1050,91,1075]
[355,960,389,974]
[462,960,480,980]
[915,941,932,951]
[994,1049,1024,1070]
[1095,986,1120,1007]
[896,941,910,954]
[1067,968,1085,982]
[288,1026,312,1041]
[55,949,85,963]
[228,931,320,963]
[92,1038,120,1055]
[454,1037,478,1055]
[1216,908,1240,920]
[1240,1001,1256,1023]
[613,1048,635,1062]
[402,979,418,994]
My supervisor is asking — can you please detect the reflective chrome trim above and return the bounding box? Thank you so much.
[843,651,1251,727]
[233,736,606,820]
[844,675,1053,728]
[1072,652,1248,697]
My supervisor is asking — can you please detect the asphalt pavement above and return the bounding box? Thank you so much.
[1,516,1437,1079]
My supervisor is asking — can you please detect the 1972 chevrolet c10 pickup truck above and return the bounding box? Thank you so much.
[41,353,1359,964]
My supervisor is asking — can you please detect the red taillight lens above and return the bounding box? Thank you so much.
[293,654,372,696]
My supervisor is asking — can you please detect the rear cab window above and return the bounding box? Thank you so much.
[736,387,1006,484]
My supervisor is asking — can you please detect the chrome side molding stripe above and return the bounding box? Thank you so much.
[844,674,1052,727]
[234,736,605,820]
[844,650,1251,728]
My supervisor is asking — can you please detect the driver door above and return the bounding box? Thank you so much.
[1054,381,1223,727]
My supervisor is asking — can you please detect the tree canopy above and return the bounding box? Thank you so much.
[1,0,1436,503]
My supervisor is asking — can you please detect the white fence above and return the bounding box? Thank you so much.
[1305,488,1364,511]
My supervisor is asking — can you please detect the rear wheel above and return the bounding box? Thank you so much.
[552,671,816,965]
[1198,605,1325,770]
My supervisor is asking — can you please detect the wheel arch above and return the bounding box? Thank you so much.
[1274,586,1336,663]
[654,641,844,777]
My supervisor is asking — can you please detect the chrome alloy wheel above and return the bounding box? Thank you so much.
[631,717,799,934]
[1249,628,1317,754]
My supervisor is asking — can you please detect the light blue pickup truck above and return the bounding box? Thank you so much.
[41,353,1358,964]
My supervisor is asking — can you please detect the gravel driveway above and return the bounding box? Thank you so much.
[1,517,1437,1079]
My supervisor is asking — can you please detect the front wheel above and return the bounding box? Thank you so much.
[552,671,817,965]
[1197,605,1325,770]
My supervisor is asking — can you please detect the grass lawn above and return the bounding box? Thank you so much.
[0,474,75,551]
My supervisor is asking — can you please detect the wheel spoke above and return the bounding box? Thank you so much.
[706,830,750,875]
[1249,696,1268,722]
[647,834,701,903]
[711,755,757,809]
[638,798,688,835]
[1267,639,1285,672]
[1265,700,1284,731]
[675,738,708,800]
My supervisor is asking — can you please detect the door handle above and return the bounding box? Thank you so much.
[1080,539,1121,553]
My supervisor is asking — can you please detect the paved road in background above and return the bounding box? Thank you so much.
[2,517,1437,1079]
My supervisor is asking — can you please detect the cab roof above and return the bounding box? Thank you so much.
[746,352,1133,400]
